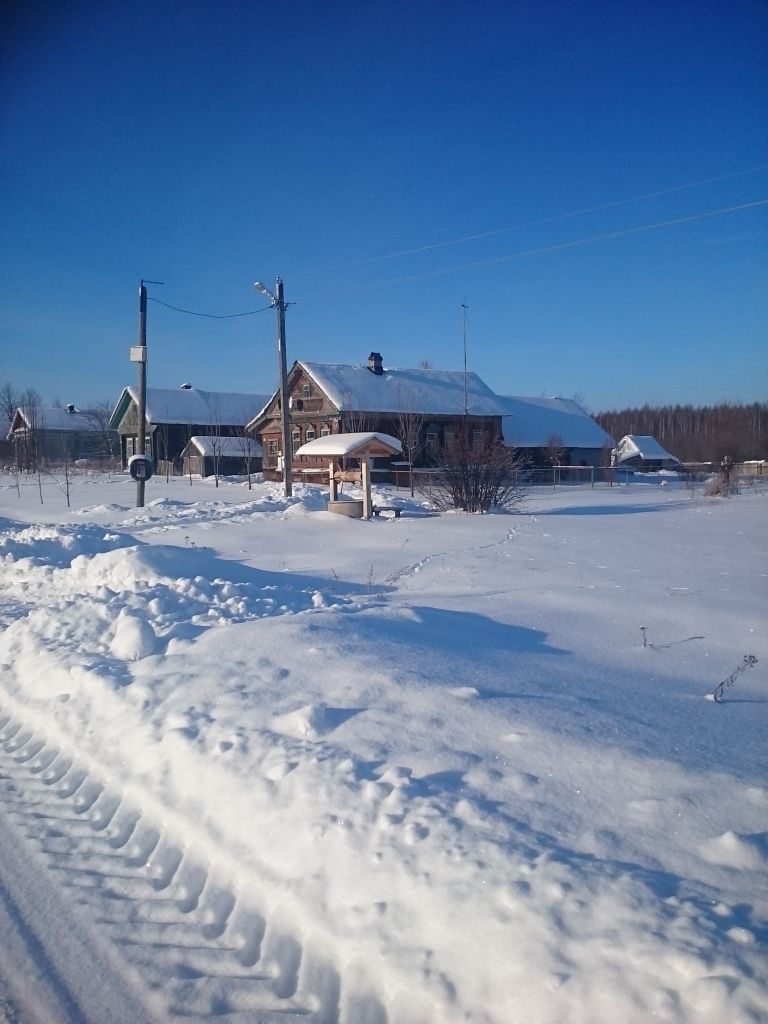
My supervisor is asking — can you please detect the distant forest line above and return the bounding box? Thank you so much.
[594,403,767,463]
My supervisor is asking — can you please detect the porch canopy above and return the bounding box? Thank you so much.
[295,432,402,518]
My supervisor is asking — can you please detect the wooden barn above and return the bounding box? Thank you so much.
[499,395,615,466]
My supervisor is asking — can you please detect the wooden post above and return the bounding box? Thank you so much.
[329,460,338,500]
[362,456,372,519]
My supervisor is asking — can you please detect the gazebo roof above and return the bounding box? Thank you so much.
[295,431,403,458]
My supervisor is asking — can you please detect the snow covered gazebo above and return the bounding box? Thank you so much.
[295,431,403,519]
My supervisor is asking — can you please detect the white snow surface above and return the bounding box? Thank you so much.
[0,472,766,1024]
[300,362,506,416]
[10,405,102,434]
[184,434,263,457]
[295,432,403,457]
[113,386,270,427]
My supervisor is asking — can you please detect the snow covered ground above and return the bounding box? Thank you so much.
[0,471,765,1024]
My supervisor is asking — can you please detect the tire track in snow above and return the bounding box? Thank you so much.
[0,713,389,1024]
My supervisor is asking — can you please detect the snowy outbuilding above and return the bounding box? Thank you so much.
[613,435,681,471]
[180,435,262,479]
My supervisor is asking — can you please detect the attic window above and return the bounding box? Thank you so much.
[302,384,311,398]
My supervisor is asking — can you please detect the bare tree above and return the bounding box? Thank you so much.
[14,388,43,475]
[204,396,224,487]
[545,432,565,466]
[431,426,527,513]
[394,385,426,497]
[341,392,377,434]
[235,427,261,489]
[545,431,566,486]
[0,382,19,429]
[82,400,119,467]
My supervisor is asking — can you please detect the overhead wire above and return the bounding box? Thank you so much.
[302,198,768,299]
[296,163,768,276]
[148,297,273,318]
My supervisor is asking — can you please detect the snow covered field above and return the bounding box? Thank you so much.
[0,472,765,1024]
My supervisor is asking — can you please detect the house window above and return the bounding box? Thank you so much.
[320,425,331,437]
[444,431,455,451]
[426,431,439,452]
[268,439,278,456]
[292,428,301,454]
[302,384,311,399]
[473,430,484,451]
[306,427,316,441]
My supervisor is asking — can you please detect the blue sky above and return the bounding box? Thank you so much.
[1,0,766,413]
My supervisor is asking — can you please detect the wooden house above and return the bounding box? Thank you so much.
[109,386,270,474]
[7,404,116,470]
[246,353,505,484]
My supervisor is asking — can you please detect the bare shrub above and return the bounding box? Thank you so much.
[430,427,527,513]
[710,655,758,702]
[705,473,736,497]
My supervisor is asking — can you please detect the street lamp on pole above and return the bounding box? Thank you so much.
[254,277,292,497]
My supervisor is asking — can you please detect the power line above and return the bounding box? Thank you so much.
[296,163,768,276]
[148,296,273,319]
[303,198,768,299]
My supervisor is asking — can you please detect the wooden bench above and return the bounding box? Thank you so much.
[372,505,402,518]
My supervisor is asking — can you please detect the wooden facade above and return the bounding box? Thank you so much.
[109,387,269,473]
[248,361,501,485]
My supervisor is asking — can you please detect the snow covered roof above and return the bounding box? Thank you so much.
[9,406,102,436]
[499,396,614,449]
[300,362,506,417]
[614,435,680,464]
[110,387,271,429]
[295,432,403,458]
[183,435,263,458]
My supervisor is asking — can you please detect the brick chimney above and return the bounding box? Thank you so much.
[367,352,383,375]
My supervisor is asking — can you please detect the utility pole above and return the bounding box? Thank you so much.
[136,280,148,507]
[254,276,292,497]
[461,302,469,434]
[130,278,162,507]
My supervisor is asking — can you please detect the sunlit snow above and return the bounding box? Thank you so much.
[0,471,765,1024]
